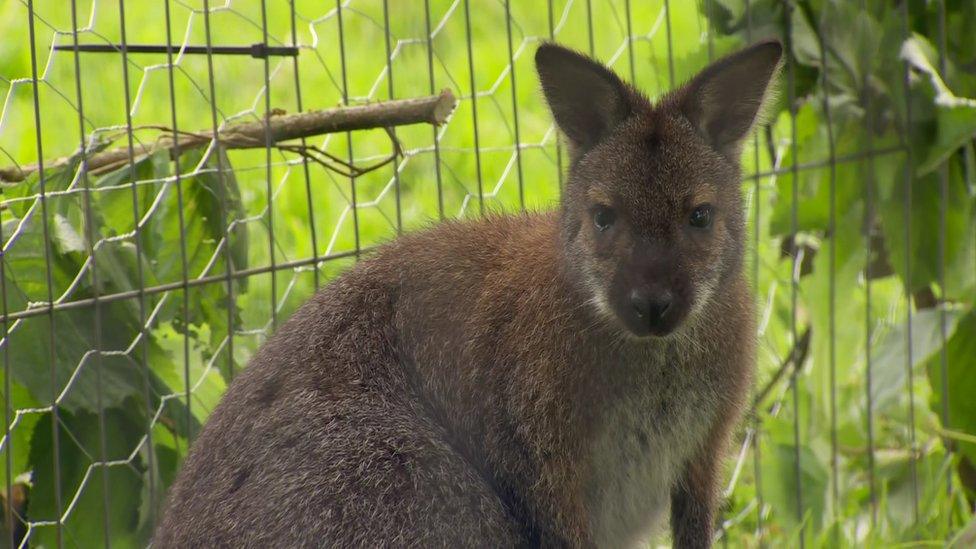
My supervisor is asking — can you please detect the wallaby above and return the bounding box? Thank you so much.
[154,40,782,548]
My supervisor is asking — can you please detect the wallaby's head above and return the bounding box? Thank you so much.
[536,41,781,338]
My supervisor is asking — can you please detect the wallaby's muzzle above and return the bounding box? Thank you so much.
[628,288,674,335]
[617,283,687,337]
[610,246,693,337]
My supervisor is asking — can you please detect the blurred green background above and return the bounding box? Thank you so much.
[0,0,974,546]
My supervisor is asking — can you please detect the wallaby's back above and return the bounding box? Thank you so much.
[154,216,542,546]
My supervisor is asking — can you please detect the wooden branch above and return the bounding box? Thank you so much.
[0,89,457,182]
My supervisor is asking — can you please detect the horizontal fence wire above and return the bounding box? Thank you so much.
[0,0,970,547]
[52,43,299,57]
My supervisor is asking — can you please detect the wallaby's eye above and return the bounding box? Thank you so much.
[689,204,713,229]
[592,205,616,232]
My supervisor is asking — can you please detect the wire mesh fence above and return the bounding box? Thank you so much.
[1,0,974,547]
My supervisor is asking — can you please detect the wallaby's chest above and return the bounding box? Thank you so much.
[585,352,721,547]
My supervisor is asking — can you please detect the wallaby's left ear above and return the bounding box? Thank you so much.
[677,39,782,159]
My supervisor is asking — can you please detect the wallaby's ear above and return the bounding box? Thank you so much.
[535,43,633,154]
[677,40,782,159]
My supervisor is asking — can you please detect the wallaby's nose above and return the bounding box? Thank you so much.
[629,289,673,327]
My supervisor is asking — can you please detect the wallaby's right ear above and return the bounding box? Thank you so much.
[535,43,632,155]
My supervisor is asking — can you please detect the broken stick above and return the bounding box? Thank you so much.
[0,89,457,182]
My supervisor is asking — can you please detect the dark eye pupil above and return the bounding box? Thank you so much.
[690,205,712,228]
[593,207,616,231]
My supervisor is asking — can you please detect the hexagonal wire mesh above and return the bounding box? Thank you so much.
[1,0,972,547]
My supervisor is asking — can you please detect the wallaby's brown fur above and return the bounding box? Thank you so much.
[155,40,782,548]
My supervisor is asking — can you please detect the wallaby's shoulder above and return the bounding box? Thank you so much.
[366,210,565,310]
[238,210,560,376]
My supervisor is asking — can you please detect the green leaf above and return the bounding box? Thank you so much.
[761,415,829,533]
[153,147,248,373]
[2,209,201,436]
[878,155,976,295]
[91,151,167,241]
[870,308,963,413]
[1,208,150,413]
[2,157,81,220]
[0,142,248,412]
[27,406,146,548]
[925,309,976,467]
[800,205,866,420]
[900,35,976,176]
[51,213,86,255]
[0,395,39,491]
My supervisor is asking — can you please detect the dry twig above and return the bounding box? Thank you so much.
[0,89,456,182]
